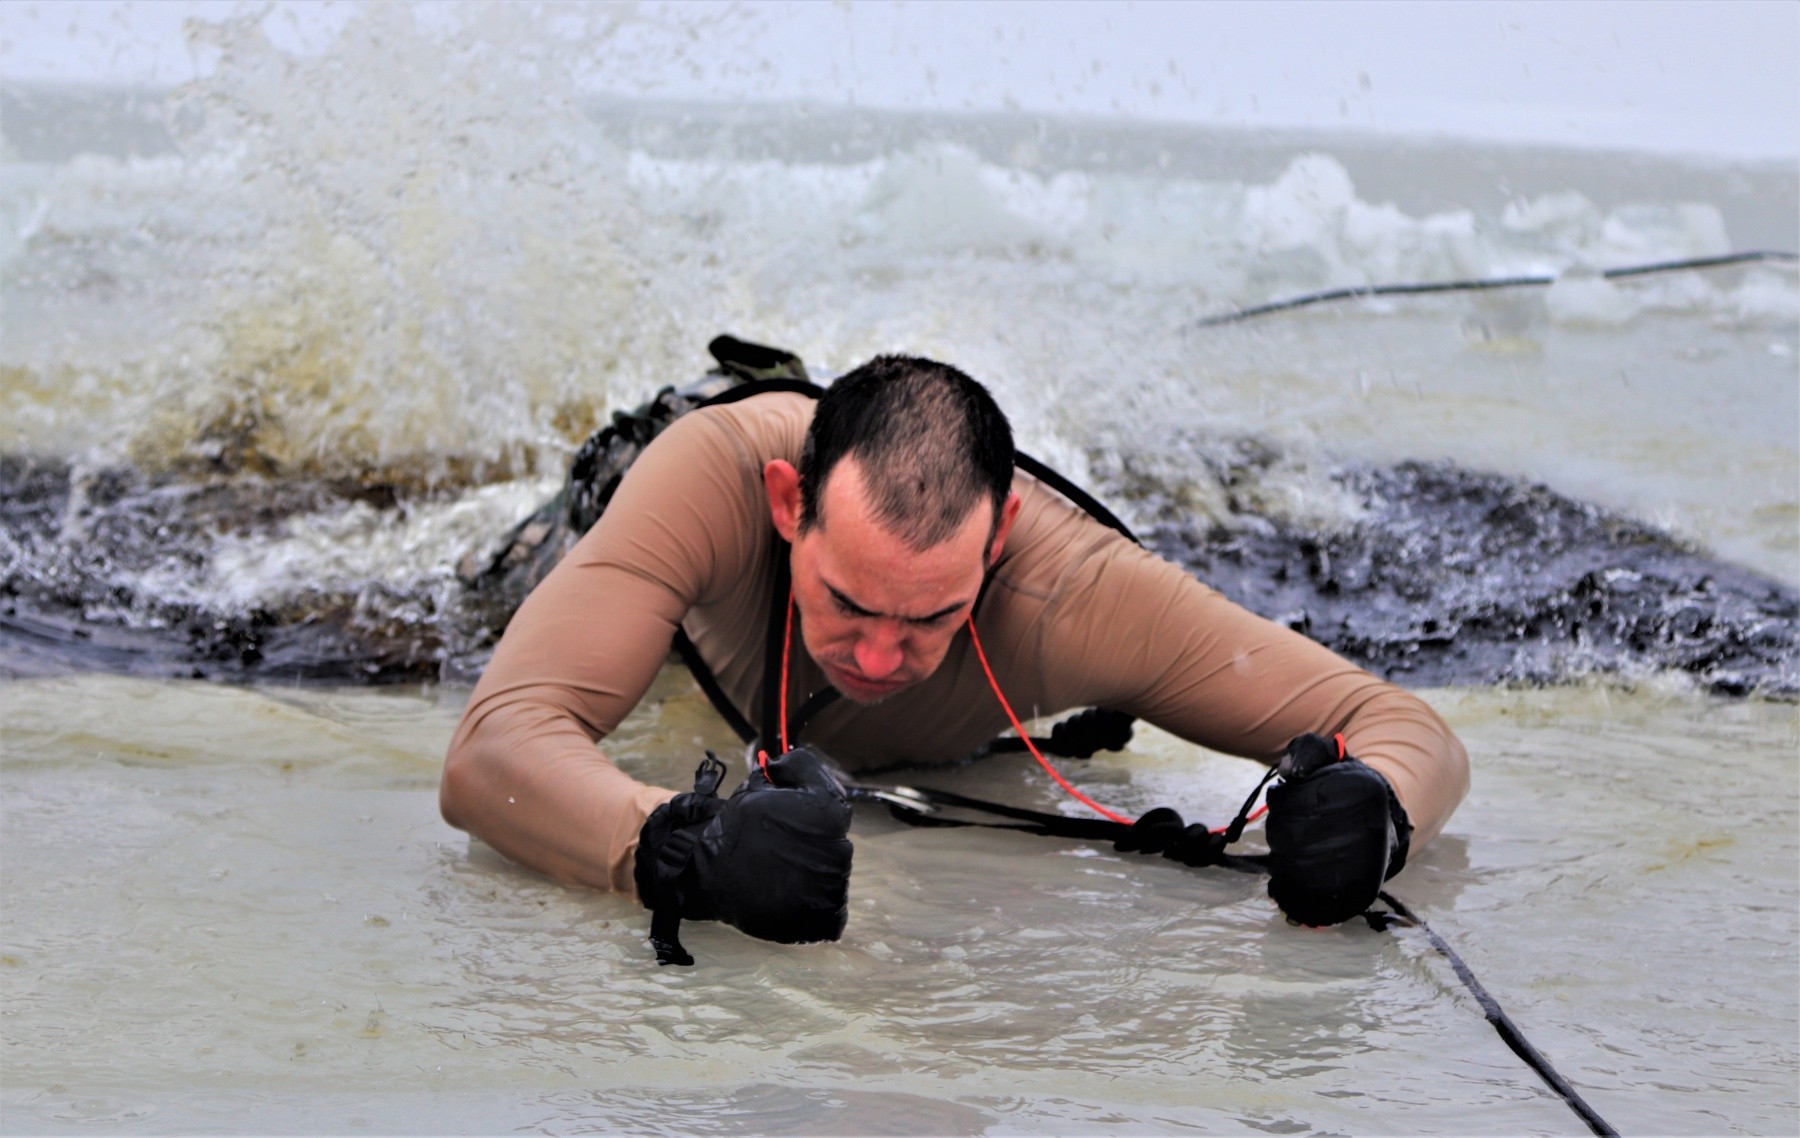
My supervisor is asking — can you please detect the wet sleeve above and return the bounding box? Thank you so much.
[1042,542,1469,846]
[441,410,762,894]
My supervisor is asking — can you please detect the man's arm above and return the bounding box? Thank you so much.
[439,565,683,892]
[1045,539,1469,847]
[440,406,771,893]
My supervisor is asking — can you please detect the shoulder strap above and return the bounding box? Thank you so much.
[672,630,757,745]
[695,377,827,405]
[1014,450,1138,543]
[651,375,824,750]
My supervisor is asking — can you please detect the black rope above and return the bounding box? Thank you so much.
[1599,249,1794,280]
[1374,891,1618,1138]
[1193,249,1798,328]
[848,778,1618,1137]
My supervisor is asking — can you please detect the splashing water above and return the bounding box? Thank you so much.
[3,5,1791,488]
[2,3,1795,685]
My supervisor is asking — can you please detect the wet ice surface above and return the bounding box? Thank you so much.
[4,348,1796,695]
[2,669,1794,1135]
[1137,455,1799,696]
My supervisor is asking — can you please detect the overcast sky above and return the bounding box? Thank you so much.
[2,0,1795,161]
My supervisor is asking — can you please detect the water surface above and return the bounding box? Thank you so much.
[2,672,1794,1134]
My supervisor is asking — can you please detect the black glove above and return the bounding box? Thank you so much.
[1264,733,1412,927]
[634,746,854,966]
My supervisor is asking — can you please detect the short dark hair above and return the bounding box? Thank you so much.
[798,355,1014,551]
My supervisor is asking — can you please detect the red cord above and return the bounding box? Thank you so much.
[779,590,795,754]
[758,590,798,775]
[965,614,1131,825]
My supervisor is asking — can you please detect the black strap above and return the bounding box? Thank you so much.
[871,783,1272,874]
[1373,892,1618,1137]
[707,334,815,381]
[672,629,757,746]
[1014,449,1138,543]
[646,826,701,966]
[696,377,827,406]
[788,687,841,747]
[644,753,729,968]
[668,374,829,754]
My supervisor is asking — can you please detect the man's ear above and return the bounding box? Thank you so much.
[765,459,803,542]
[986,490,1024,565]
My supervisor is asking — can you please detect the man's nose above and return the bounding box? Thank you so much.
[852,626,905,679]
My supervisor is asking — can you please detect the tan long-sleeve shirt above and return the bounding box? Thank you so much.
[443,392,1469,893]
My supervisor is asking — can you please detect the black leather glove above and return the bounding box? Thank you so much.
[634,746,854,966]
[1265,733,1412,927]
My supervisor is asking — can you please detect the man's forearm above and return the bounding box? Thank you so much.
[1338,685,1469,849]
[440,710,677,895]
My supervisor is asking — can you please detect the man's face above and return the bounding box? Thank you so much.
[766,456,1019,704]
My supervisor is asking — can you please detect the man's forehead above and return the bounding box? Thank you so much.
[815,454,995,550]
[813,454,886,522]
[805,458,992,611]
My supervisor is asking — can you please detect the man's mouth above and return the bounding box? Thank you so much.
[823,662,911,701]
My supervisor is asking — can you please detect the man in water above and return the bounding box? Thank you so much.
[441,355,1468,958]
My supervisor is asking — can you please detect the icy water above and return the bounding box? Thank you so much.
[3,5,1798,1134]
[2,673,1795,1135]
